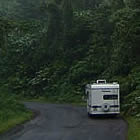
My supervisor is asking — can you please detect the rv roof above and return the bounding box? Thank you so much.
[86,83,119,89]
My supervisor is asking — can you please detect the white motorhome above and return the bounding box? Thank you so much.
[85,80,120,116]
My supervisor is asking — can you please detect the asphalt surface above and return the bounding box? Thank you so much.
[1,102,128,140]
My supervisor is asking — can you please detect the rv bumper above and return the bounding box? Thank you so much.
[89,111,120,115]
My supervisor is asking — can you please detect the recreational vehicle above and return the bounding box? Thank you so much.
[85,80,120,116]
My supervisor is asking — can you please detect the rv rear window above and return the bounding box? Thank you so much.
[103,95,118,100]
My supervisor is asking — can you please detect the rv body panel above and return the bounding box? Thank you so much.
[86,80,120,115]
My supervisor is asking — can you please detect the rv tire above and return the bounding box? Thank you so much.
[88,113,92,117]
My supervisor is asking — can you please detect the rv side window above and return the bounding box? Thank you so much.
[103,95,118,100]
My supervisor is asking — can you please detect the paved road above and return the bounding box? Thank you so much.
[1,102,128,140]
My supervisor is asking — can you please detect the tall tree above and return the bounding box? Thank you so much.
[62,0,73,31]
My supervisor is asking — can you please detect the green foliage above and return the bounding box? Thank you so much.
[110,8,140,75]
[123,67,140,116]
[0,0,48,20]
[0,87,31,134]
[125,0,140,9]
[127,117,140,140]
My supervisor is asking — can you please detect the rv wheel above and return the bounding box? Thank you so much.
[88,113,92,117]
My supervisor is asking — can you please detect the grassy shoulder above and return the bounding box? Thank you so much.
[23,96,87,106]
[0,87,33,134]
[126,117,140,140]
[0,111,32,134]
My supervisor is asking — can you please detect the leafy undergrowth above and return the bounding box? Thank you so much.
[0,88,32,134]
[24,96,86,106]
[127,117,140,140]
[0,111,32,134]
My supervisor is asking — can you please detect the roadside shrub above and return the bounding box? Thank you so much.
[122,67,140,118]
[0,87,27,121]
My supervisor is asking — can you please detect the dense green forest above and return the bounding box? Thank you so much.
[0,0,140,129]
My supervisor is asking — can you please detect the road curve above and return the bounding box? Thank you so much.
[1,102,128,140]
